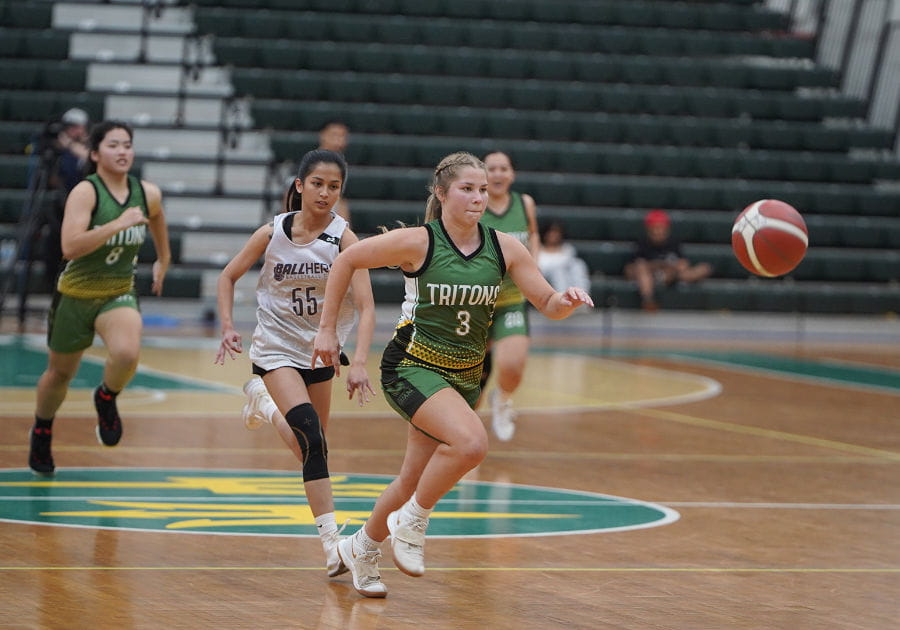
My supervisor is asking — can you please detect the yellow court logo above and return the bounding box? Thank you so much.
[0,468,678,537]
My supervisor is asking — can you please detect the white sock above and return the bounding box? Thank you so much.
[354,526,381,551]
[315,512,337,538]
[403,493,432,520]
[262,400,278,424]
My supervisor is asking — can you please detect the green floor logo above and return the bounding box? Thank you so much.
[0,468,678,537]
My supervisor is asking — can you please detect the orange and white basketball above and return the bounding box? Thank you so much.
[731,199,808,277]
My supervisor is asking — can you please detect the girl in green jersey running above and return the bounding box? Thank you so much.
[29,121,171,475]
[312,152,593,598]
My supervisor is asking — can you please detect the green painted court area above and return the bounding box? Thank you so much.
[0,336,225,391]
[0,468,678,537]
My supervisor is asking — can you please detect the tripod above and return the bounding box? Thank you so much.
[0,143,65,329]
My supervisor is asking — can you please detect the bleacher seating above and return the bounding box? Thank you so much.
[1,0,899,313]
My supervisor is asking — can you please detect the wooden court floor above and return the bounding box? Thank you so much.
[0,309,898,629]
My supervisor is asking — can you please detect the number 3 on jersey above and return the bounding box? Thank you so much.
[292,286,318,316]
[455,309,471,336]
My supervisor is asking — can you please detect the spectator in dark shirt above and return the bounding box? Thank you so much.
[624,209,711,312]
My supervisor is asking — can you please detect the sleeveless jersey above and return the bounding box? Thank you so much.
[249,211,356,370]
[479,191,529,307]
[392,220,506,370]
[57,174,148,298]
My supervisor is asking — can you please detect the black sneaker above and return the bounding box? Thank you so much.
[29,427,55,475]
[94,386,122,446]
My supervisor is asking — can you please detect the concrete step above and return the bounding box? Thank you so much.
[87,63,232,97]
[163,196,280,230]
[53,2,192,35]
[180,232,252,266]
[70,31,214,65]
[105,94,253,128]
[132,127,271,160]
[144,161,279,197]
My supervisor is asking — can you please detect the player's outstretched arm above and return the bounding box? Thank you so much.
[501,232,594,319]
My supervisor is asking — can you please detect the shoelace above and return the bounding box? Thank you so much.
[407,515,429,534]
[356,549,383,581]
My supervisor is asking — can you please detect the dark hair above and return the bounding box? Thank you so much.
[283,149,348,212]
[85,120,133,175]
[424,152,485,222]
[539,219,566,244]
[319,119,348,133]
[482,150,515,170]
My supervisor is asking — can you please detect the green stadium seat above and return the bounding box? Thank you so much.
[332,15,378,42]
[397,0,441,17]
[486,50,532,79]
[508,83,554,110]
[24,31,70,59]
[376,15,421,45]
[532,52,573,81]
[41,63,87,92]
[443,48,488,77]
[550,26,594,54]
[399,47,443,75]
[444,0,490,19]
[367,75,414,105]
[0,156,31,188]
[464,20,514,48]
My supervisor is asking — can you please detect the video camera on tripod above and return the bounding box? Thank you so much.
[0,108,90,327]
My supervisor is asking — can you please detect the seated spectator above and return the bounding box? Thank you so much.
[537,219,591,293]
[624,209,712,312]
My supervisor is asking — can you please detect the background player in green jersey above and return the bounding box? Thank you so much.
[311,152,593,598]
[29,121,170,474]
[478,151,540,441]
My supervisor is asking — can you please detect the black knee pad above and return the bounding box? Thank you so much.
[284,402,329,482]
[479,348,493,389]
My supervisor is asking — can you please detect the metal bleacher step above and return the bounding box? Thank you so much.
[131,127,271,161]
[69,31,214,65]
[105,93,250,129]
[52,2,191,35]
[143,160,278,197]
[86,62,232,97]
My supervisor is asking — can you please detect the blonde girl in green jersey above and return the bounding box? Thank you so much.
[29,121,170,475]
[311,152,593,598]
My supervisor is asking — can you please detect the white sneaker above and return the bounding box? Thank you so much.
[323,530,349,577]
[386,508,428,577]
[338,536,387,598]
[490,389,516,441]
[241,376,273,430]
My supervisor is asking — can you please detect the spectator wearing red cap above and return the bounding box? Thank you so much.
[624,209,712,312]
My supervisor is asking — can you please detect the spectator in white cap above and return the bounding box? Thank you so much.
[57,108,90,192]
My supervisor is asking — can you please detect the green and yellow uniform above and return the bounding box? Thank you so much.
[48,174,148,352]
[381,220,505,421]
[479,191,530,340]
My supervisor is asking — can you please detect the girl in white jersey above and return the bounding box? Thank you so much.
[215,150,376,578]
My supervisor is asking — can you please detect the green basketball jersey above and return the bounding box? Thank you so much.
[57,174,148,299]
[392,219,506,370]
[479,191,529,307]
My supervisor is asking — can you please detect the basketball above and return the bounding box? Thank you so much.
[731,199,808,277]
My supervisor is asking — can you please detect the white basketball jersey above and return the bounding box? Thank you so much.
[249,211,356,370]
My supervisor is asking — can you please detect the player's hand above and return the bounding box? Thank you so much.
[311,329,341,375]
[215,328,242,364]
[151,259,168,296]
[346,364,376,406]
[118,206,149,229]
[560,287,594,309]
